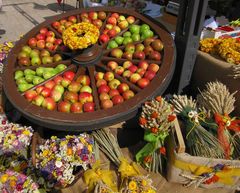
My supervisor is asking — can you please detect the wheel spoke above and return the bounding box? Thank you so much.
[87,66,100,110]
[73,67,86,81]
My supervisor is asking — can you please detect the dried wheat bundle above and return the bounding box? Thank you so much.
[197,81,237,115]
[171,95,224,158]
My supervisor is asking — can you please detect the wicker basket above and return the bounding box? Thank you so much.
[31,132,84,189]
[167,119,240,190]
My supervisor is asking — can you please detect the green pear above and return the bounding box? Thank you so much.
[16,77,27,85]
[25,74,35,83]
[14,70,24,80]
[33,76,44,85]
[24,69,36,76]
[140,24,150,33]
[18,83,33,92]
[55,64,67,72]
[43,71,55,80]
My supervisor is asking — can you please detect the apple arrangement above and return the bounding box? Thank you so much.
[28,28,61,51]
[95,71,135,109]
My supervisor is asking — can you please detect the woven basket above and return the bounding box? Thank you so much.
[31,132,84,189]
[166,119,240,190]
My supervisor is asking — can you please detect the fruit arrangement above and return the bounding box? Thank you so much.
[4,7,174,130]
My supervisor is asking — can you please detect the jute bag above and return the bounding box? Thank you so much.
[167,119,240,190]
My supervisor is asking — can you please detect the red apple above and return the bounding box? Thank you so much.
[122,70,133,79]
[58,101,71,113]
[107,61,118,71]
[128,65,138,73]
[144,45,154,56]
[144,37,155,46]
[126,16,135,24]
[108,79,121,89]
[80,12,88,19]
[114,66,124,76]
[108,29,117,38]
[117,83,129,94]
[32,95,44,106]
[64,91,78,103]
[98,11,107,20]
[68,15,77,23]
[41,87,51,98]
[50,90,62,102]
[148,63,159,73]
[101,99,113,109]
[44,80,56,90]
[99,34,110,44]
[57,26,65,34]
[46,36,55,43]
[136,68,146,77]
[83,102,95,112]
[151,39,164,51]
[76,75,90,86]
[63,71,75,81]
[40,27,48,35]
[60,19,67,25]
[107,17,117,25]
[24,90,37,102]
[95,72,104,80]
[68,81,81,93]
[37,40,45,49]
[118,20,128,30]
[149,51,161,61]
[103,29,109,34]
[54,76,63,85]
[112,95,124,105]
[28,38,37,47]
[42,97,56,110]
[79,92,93,104]
[122,90,135,100]
[111,13,119,19]
[36,86,44,95]
[144,70,156,80]
[92,19,103,28]
[70,102,83,113]
[109,89,120,98]
[36,33,45,41]
[80,85,92,93]
[54,38,62,45]
[96,79,107,88]
[89,11,98,20]
[45,42,54,50]
[52,21,61,29]
[135,43,145,51]
[130,73,141,83]
[112,26,121,33]
[46,31,55,37]
[137,78,150,89]
[18,57,31,66]
[133,51,145,60]
[125,43,135,54]
[99,92,110,101]
[123,61,133,69]
[138,61,149,70]
[104,72,114,82]
[122,52,133,60]
[98,85,110,94]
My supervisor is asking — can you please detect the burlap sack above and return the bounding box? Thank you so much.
[191,51,240,115]
[167,119,240,190]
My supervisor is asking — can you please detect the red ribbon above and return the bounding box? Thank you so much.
[214,113,240,159]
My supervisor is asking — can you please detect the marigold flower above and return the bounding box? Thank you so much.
[128,180,137,190]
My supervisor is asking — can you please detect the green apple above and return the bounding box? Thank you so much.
[31,57,41,66]
[129,24,140,34]
[30,50,40,58]
[123,37,133,45]
[18,83,33,92]
[141,30,154,40]
[123,31,131,37]
[108,40,118,49]
[131,33,141,42]
[115,36,124,45]
[24,69,36,76]
[14,70,24,80]
[25,74,34,83]
[140,24,150,33]
[16,77,27,85]
[36,67,44,76]
[33,76,44,85]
